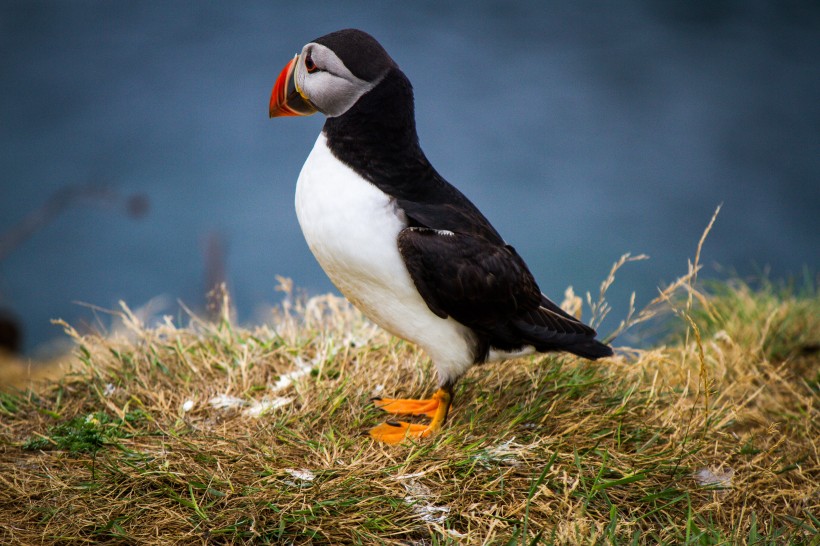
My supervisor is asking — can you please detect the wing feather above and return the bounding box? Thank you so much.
[397,227,604,354]
[397,227,540,330]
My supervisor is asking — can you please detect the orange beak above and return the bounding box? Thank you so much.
[269,55,317,118]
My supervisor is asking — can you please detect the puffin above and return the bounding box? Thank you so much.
[269,29,613,444]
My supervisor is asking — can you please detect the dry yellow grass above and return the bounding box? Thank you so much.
[1,219,818,543]
[0,349,78,391]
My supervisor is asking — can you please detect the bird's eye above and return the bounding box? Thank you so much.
[304,52,317,73]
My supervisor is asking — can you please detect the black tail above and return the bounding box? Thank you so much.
[506,294,614,361]
[564,339,614,360]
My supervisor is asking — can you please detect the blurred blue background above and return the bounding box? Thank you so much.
[1,1,818,354]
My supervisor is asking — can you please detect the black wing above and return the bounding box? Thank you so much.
[398,226,612,361]
[398,227,541,327]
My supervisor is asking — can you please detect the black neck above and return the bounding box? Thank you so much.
[322,67,439,201]
[322,67,503,241]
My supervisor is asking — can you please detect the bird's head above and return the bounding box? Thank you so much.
[269,29,396,119]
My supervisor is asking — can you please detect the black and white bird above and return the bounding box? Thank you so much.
[269,29,613,443]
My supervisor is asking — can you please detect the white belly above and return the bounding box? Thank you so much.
[294,134,475,384]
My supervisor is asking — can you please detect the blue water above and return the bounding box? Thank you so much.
[1,1,818,354]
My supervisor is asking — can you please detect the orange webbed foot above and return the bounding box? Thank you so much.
[369,387,453,444]
[372,396,440,418]
[368,420,436,444]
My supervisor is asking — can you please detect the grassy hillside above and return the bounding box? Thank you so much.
[1,268,818,544]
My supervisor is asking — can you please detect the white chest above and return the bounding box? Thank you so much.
[293,134,475,383]
[294,134,410,310]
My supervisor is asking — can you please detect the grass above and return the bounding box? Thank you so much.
[1,251,818,542]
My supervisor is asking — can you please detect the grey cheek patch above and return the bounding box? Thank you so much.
[299,43,383,118]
